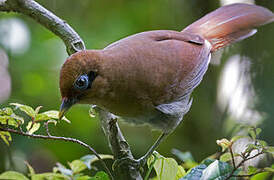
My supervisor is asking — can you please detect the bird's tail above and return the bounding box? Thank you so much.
[182,3,274,52]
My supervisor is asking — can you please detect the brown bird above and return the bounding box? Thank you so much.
[59,3,274,166]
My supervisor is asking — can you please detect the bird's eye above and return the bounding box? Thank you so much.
[74,74,89,90]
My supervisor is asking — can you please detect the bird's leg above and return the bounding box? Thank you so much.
[113,132,169,169]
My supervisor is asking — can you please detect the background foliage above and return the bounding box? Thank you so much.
[0,0,273,177]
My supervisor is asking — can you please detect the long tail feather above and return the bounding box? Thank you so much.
[182,3,274,52]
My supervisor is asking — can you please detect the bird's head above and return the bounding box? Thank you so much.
[58,50,105,120]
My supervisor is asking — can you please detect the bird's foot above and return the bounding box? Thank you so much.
[112,156,147,171]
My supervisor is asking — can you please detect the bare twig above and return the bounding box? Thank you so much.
[229,146,236,169]
[0,126,113,178]
[0,0,85,55]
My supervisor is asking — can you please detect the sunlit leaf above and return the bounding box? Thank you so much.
[35,106,43,115]
[0,171,29,180]
[26,122,40,135]
[80,154,113,170]
[10,103,35,118]
[152,152,178,180]
[2,107,13,115]
[0,116,18,127]
[11,114,24,124]
[75,175,92,180]
[0,131,12,145]
[176,165,186,180]
[42,110,70,123]
[69,160,87,174]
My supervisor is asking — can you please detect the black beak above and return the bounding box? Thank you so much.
[59,97,76,120]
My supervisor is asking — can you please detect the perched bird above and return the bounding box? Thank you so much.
[59,3,274,166]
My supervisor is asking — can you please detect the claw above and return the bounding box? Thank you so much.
[112,156,147,171]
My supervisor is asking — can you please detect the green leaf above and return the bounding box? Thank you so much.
[176,165,186,180]
[31,173,70,180]
[42,110,70,123]
[248,166,258,175]
[256,128,262,136]
[2,107,13,115]
[0,116,18,127]
[89,171,109,180]
[80,154,113,170]
[35,106,43,115]
[220,152,232,162]
[54,163,73,176]
[75,175,91,180]
[0,131,12,145]
[26,122,40,135]
[69,160,87,174]
[0,171,29,180]
[25,161,35,176]
[258,140,267,147]
[152,152,178,180]
[200,160,236,180]
[11,114,24,124]
[10,103,35,118]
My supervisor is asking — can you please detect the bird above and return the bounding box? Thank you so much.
[59,3,274,167]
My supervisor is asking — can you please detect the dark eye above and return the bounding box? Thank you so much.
[74,74,89,90]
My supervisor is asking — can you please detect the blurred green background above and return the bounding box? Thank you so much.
[0,0,273,174]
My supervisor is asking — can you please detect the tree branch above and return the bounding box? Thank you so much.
[95,107,143,180]
[0,0,85,55]
[0,125,113,178]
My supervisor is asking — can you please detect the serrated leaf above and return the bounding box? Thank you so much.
[0,171,29,180]
[80,154,113,170]
[89,171,109,180]
[42,110,70,123]
[69,160,87,174]
[31,172,70,180]
[26,122,40,135]
[0,131,12,145]
[200,160,236,180]
[176,165,186,180]
[54,163,73,176]
[10,103,35,118]
[0,116,18,127]
[216,138,231,152]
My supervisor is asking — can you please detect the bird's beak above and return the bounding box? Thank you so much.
[59,97,76,120]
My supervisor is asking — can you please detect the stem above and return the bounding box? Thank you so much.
[229,146,236,169]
